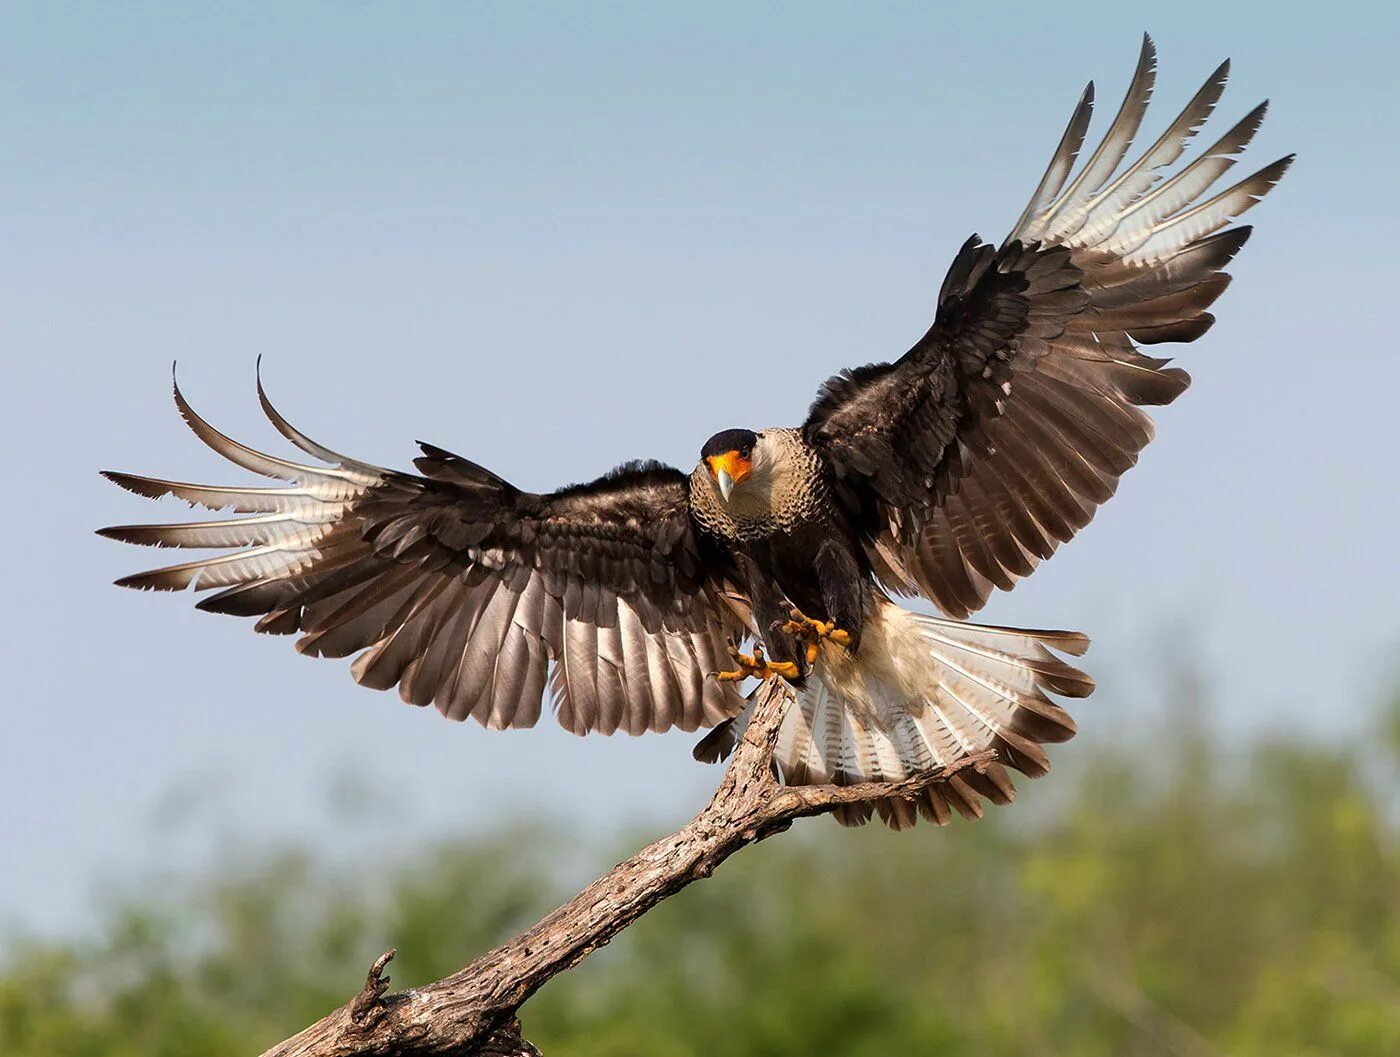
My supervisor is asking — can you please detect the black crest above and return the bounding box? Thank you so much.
[700,428,757,460]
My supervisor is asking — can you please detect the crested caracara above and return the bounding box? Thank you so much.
[100,37,1289,828]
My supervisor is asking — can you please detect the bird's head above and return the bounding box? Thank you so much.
[699,428,760,503]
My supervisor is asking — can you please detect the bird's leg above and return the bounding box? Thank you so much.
[779,607,852,666]
[712,640,800,682]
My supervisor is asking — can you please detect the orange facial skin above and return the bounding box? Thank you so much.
[706,450,753,488]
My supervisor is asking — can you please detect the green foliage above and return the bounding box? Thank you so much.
[4,706,1397,1057]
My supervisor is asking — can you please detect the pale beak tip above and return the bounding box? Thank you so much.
[716,469,735,502]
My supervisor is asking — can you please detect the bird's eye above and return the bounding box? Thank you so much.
[740,447,750,458]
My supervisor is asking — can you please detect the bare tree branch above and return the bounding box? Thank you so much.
[259,680,993,1057]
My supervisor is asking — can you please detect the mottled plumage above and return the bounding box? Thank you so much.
[101,37,1288,828]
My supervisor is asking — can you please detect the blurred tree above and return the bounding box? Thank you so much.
[3,688,1397,1057]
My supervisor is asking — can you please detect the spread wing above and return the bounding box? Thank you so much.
[804,36,1291,618]
[99,372,745,734]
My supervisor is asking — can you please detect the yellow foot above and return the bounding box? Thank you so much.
[711,642,800,683]
[779,608,852,665]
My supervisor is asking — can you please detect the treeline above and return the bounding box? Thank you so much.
[3,693,1398,1056]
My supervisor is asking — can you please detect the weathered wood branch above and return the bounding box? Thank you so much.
[259,681,994,1057]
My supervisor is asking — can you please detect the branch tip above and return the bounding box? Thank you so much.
[348,948,396,1025]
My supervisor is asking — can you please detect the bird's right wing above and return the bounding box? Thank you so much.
[99,373,746,735]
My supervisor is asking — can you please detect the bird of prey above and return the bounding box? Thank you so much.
[100,38,1289,828]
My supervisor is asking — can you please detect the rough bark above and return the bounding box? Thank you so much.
[259,680,993,1057]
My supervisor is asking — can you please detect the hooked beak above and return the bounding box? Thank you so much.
[706,450,751,503]
[715,468,736,502]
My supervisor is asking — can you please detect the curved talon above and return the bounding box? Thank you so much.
[780,607,852,664]
[710,642,800,682]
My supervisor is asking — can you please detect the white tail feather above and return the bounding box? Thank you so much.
[778,601,1091,829]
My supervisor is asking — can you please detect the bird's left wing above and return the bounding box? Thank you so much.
[804,37,1290,618]
[100,374,745,735]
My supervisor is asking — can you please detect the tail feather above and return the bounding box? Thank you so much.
[694,601,1092,831]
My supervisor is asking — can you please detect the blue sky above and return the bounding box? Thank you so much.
[3,2,1397,935]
